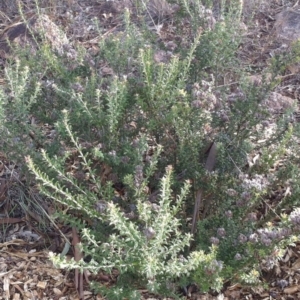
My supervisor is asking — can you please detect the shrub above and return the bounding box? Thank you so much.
[1,0,300,297]
[29,148,223,298]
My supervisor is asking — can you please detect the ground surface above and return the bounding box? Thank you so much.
[1,0,300,299]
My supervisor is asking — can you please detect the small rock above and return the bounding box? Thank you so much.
[274,7,300,44]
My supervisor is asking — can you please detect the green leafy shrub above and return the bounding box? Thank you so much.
[1,0,300,297]
[28,146,222,297]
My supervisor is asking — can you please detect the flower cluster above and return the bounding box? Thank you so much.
[240,174,270,192]
[289,208,300,227]
[248,227,292,247]
[191,79,218,111]
[204,259,223,275]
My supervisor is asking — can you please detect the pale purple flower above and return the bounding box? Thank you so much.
[225,210,233,218]
[217,228,226,238]
[249,233,258,243]
[234,253,242,260]
[210,237,220,245]
[238,234,247,244]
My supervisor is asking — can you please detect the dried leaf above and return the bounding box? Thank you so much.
[204,142,217,172]
[0,218,24,224]
[37,281,47,289]
[191,142,217,234]
[284,285,299,294]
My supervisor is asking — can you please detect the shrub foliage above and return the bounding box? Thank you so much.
[1,0,300,297]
